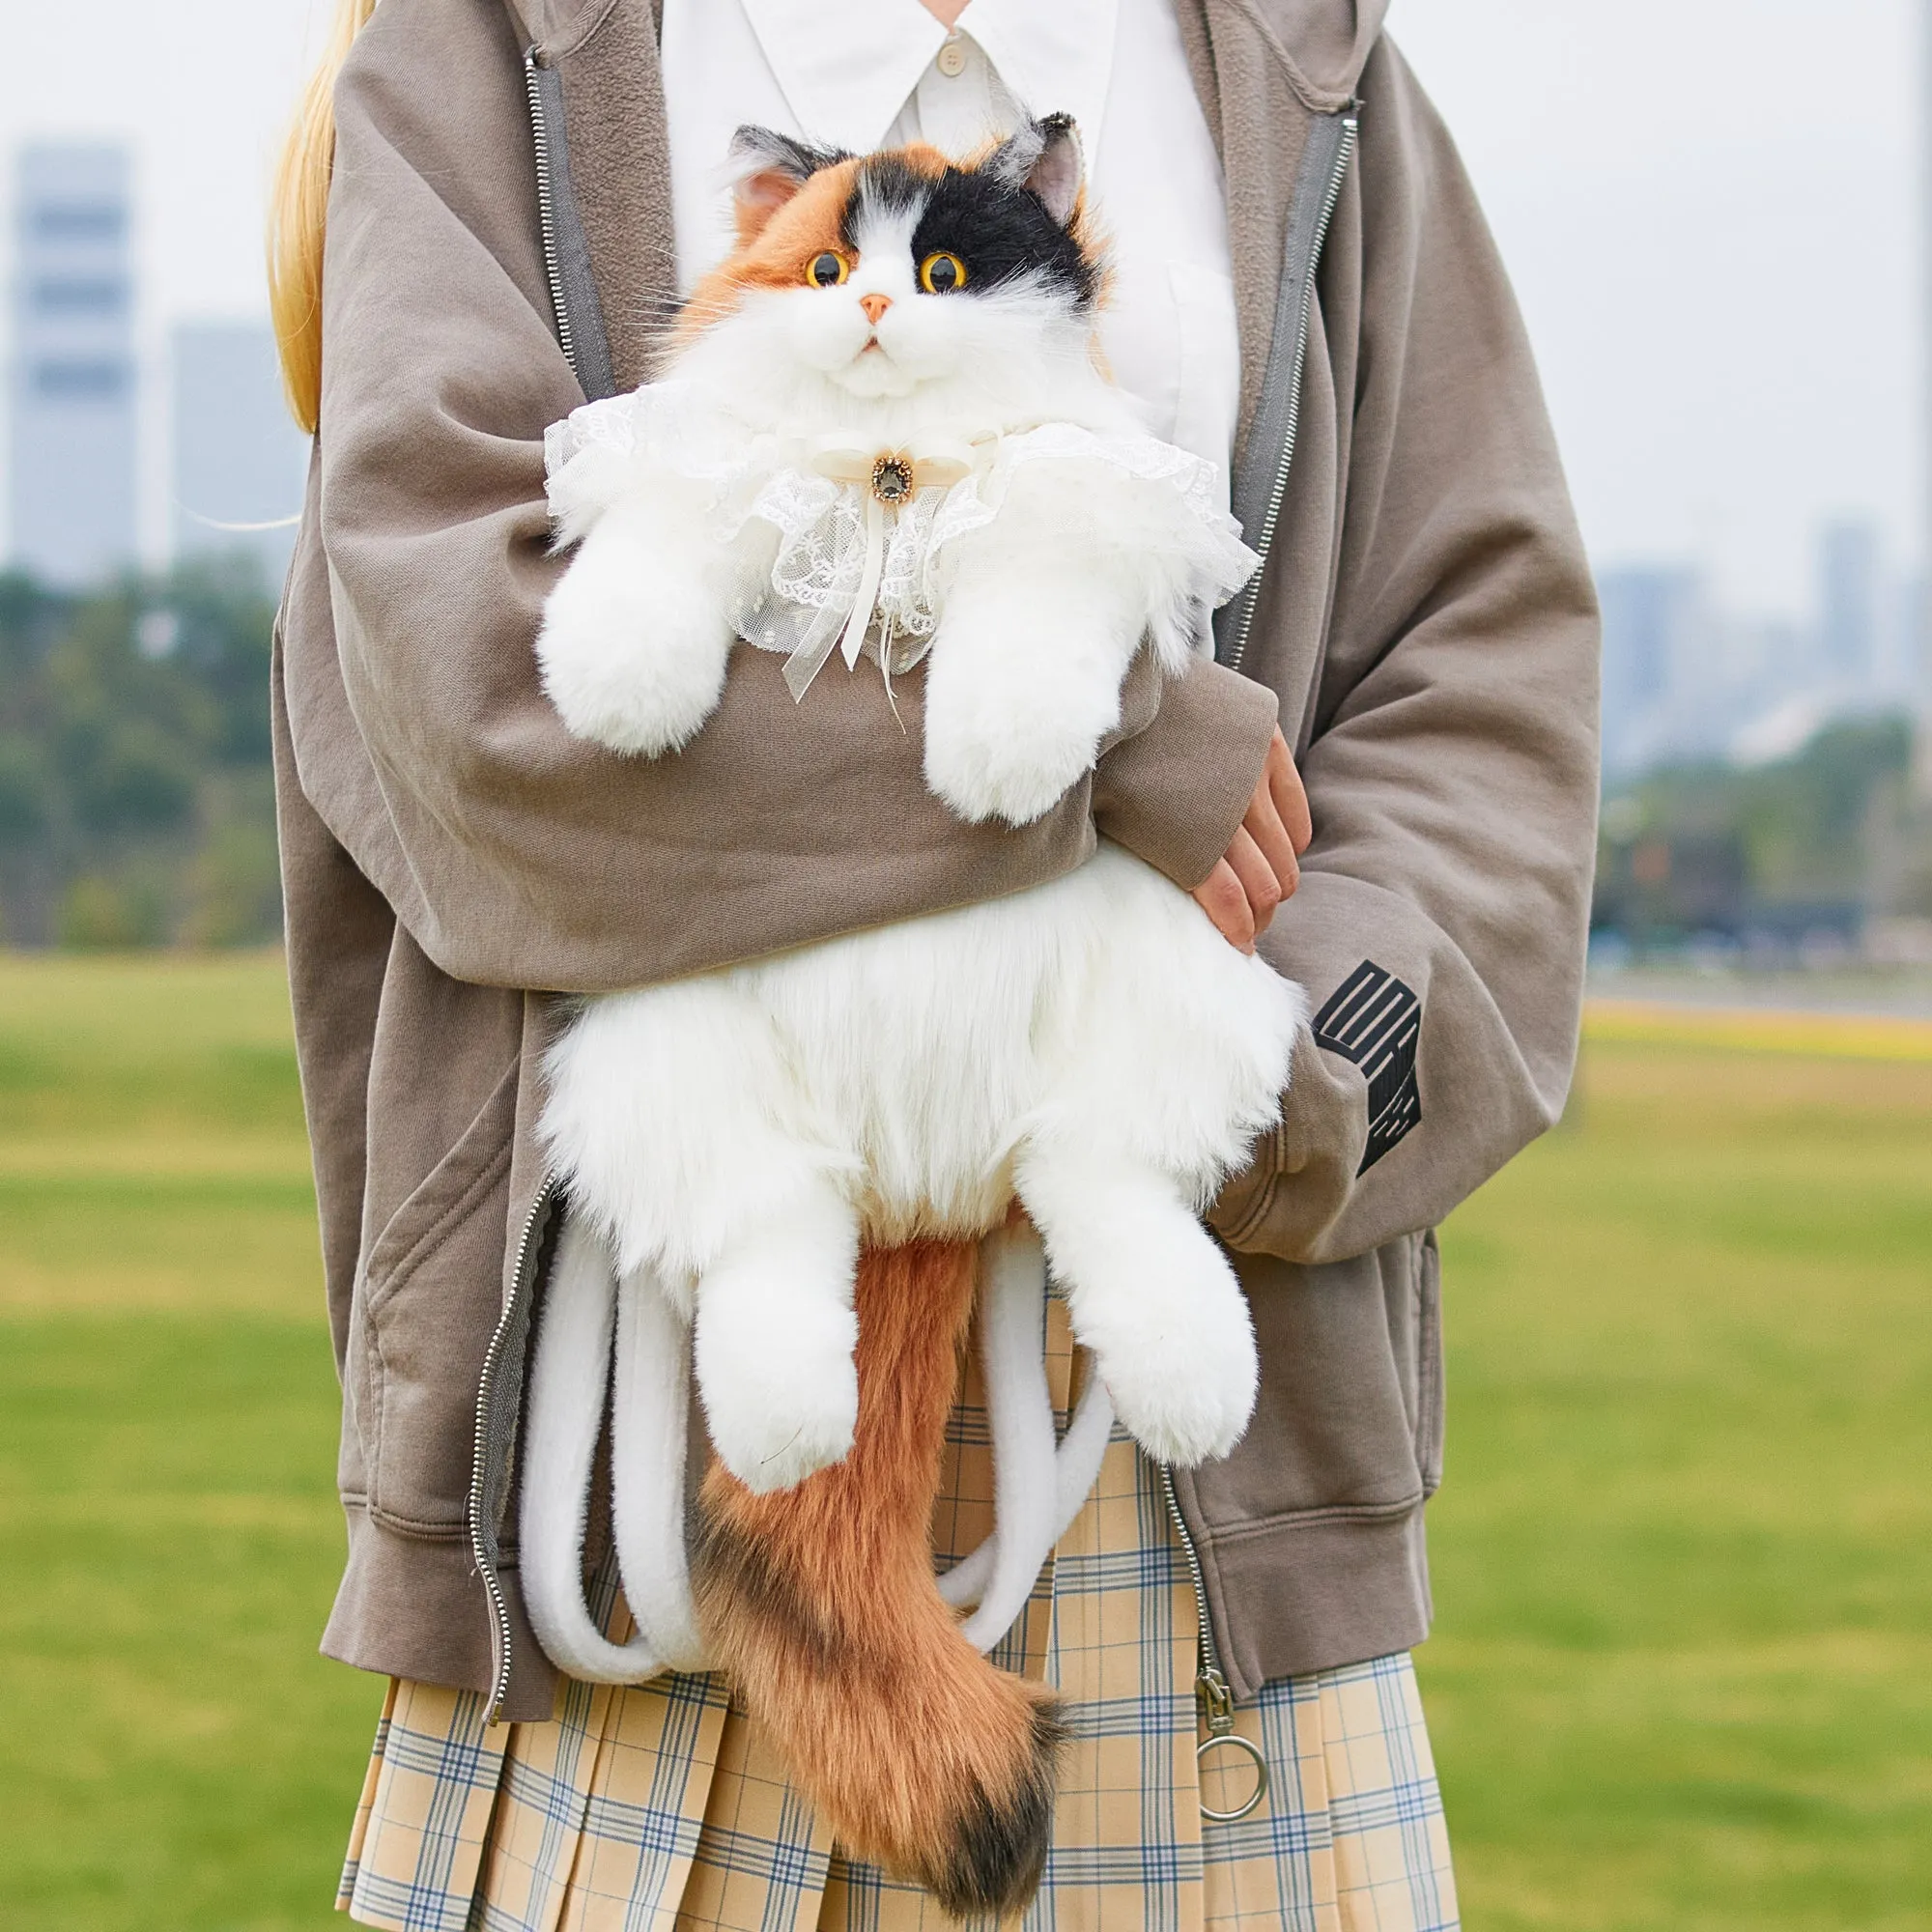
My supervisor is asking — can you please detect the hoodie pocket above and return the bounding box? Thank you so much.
[1193,1242,1428,1530]
[359,1059,519,1537]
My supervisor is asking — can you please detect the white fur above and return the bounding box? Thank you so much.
[536,480,744,756]
[546,844,1304,1483]
[533,180,1305,1500]
[923,454,1208,824]
[534,198,1181,778]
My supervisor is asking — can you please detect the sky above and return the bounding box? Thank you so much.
[0,0,1921,613]
[1393,0,1921,617]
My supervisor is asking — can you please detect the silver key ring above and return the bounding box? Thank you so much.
[1197,1730,1269,1823]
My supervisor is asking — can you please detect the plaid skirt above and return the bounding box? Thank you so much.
[338,1298,1458,1932]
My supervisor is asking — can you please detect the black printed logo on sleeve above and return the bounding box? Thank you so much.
[1312,961,1422,1174]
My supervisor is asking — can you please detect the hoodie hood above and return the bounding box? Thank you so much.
[1256,0,1391,102]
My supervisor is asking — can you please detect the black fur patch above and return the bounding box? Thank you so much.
[848,154,1098,310]
[926,1701,1069,1918]
[691,1505,854,1677]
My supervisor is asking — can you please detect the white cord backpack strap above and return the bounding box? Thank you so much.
[530,1210,1110,1676]
[609,1264,709,1671]
[940,1365,1113,1628]
[518,1211,675,1684]
[937,1221,1115,1650]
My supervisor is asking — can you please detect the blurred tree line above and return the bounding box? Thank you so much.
[0,561,282,949]
[1594,712,1932,956]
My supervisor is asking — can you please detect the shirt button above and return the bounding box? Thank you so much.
[936,35,967,77]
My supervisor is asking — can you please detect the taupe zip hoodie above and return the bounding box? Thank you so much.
[277,0,1600,1718]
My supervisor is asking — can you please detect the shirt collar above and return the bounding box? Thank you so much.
[739,0,1121,161]
[740,0,948,155]
[957,0,1119,163]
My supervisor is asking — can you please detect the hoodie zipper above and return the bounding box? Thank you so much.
[1223,111,1359,678]
[523,47,582,388]
[470,1169,561,1723]
[1174,104,1360,1804]
[1161,1462,1269,1822]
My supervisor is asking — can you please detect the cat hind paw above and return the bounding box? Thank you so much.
[1102,1330,1259,1467]
[1050,1215,1261,1465]
[705,1371,859,1494]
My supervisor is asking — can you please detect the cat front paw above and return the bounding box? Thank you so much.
[923,699,1100,826]
[538,559,735,757]
[921,597,1133,824]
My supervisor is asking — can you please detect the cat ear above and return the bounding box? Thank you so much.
[726,127,847,238]
[988,114,1085,229]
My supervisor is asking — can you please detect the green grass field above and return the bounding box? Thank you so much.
[1,955,1927,1930]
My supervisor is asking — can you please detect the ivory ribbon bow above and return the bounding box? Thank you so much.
[782,431,978,701]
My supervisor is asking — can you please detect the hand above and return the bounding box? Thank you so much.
[1191,728,1312,952]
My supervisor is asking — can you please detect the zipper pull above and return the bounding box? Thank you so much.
[1194,1657,1270,1824]
[1196,1661,1236,1736]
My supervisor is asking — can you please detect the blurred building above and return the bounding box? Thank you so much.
[1598,564,1702,775]
[170,320,308,589]
[5,144,138,586]
[1892,575,1925,704]
[1815,518,1883,696]
[1601,521,1918,780]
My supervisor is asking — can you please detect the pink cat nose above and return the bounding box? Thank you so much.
[859,293,893,325]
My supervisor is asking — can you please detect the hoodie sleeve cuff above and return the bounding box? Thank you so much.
[1208,1022,1371,1262]
[1091,654,1281,891]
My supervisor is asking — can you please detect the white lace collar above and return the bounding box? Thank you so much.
[545,379,1255,703]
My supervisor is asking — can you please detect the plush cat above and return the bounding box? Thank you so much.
[520,118,1305,1915]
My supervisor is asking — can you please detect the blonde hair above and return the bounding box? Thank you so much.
[269,0,379,434]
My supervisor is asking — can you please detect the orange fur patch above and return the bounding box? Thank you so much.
[678,160,857,342]
[678,143,980,344]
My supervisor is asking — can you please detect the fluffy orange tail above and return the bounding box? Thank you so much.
[694,1238,1065,1917]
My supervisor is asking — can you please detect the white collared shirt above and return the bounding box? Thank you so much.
[660,0,1240,485]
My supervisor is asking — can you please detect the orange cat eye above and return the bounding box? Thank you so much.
[919,251,968,295]
[806,251,849,288]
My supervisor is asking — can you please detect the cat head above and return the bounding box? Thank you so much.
[675,116,1104,405]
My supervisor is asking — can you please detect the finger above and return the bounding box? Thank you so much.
[1224,826,1284,935]
[1203,858,1259,950]
[1191,861,1257,952]
[1192,866,1252,951]
[1242,785,1300,899]
[1267,731,1314,854]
